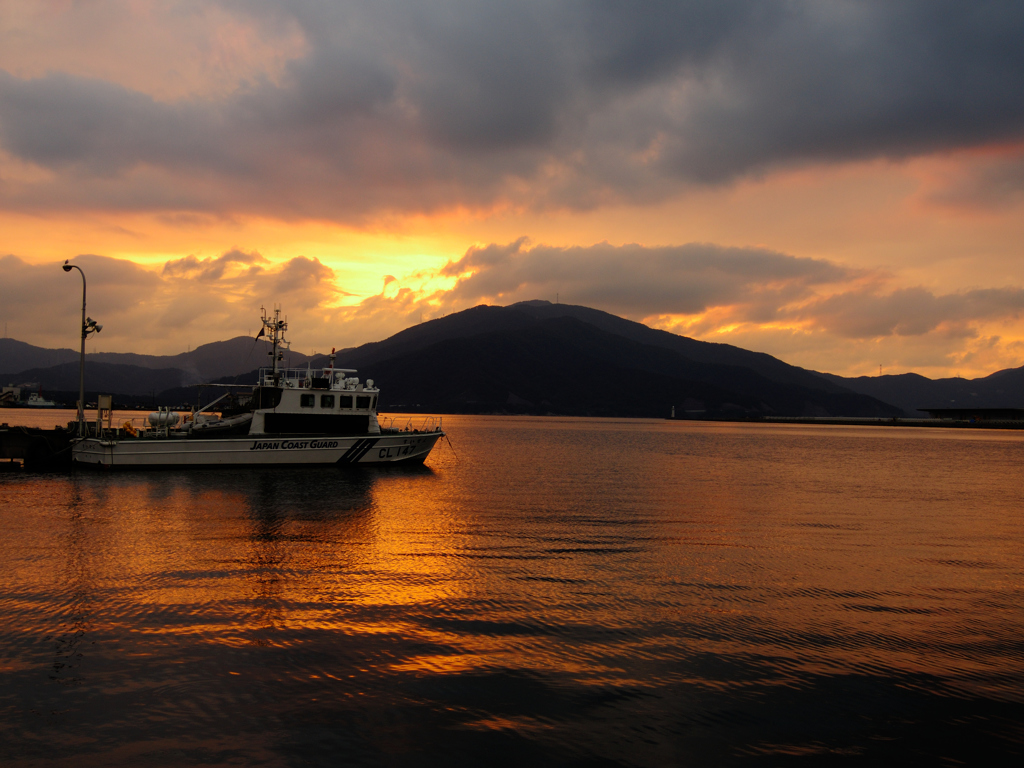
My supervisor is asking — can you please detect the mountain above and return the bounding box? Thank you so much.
[7,363,190,401]
[316,302,847,392]
[86,337,315,382]
[344,315,899,417]
[821,368,1024,415]
[283,302,899,418]
[0,338,80,374]
[1,336,316,394]
[509,300,854,393]
[3,301,923,417]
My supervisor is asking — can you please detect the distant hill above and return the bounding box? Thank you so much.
[0,338,79,374]
[19,300,1009,418]
[1,336,316,394]
[282,302,899,418]
[821,368,1024,415]
[346,315,899,417]
[7,363,190,402]
[509,301,854,393]
[86,337,315,382]
[313,301,846,392]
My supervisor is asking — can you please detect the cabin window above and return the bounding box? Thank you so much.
[320,394,335,409]
[341,395,354,410]
[255,387,283,409]
[356,395,371,410]
[300,394,315,408]
[370,396,377,410]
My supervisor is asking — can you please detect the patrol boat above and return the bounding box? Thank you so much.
[71,307,444,468]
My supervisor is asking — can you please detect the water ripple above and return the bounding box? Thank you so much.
[3,418,1024,765]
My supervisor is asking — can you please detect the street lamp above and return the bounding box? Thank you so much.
[62,260,102,436]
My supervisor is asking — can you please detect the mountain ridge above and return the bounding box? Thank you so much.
[5,301,1022,416]
[818,369,1024,414]
[344,315,900,417]
[312,301,851,393]
[251,303,903,418]
[1,336,316,387]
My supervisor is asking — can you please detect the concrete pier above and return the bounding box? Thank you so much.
[0,424,74,470]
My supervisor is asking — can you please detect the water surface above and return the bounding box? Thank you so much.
[1,415,1023,765]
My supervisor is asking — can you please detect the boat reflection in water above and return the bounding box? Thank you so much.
[3,417,1024,766]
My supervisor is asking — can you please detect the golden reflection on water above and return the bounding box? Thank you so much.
[2,416,1024,764]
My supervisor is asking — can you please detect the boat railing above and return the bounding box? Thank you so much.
[113,413,191,438]
[259,367,364,391]
[378,415,443,433]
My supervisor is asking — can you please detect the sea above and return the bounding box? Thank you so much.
[1,411,1023,766]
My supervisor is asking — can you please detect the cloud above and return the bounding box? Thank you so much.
[648,1,1024,181]
[273,255,336,294]
[439,237,855,317]
[0,253,160,346]
[433,239,1024,344]
[922,146,1024,209]
[424,238,1024,376]
[0,251,344,355]
[787,286,1024,339]
[6,237,1024,378]
[1,1,1023,219]
[0,1,307,101]
[163,249,267,280]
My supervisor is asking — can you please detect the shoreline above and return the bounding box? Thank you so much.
[669,415,1024,430]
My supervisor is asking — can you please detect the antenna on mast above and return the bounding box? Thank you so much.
[260,305,290,386]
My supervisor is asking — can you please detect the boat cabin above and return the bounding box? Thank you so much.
[249,366,381,435]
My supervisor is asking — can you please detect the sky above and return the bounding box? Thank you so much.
[2,0,1024,378]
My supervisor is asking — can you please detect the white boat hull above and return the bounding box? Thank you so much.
[72,431,443,468]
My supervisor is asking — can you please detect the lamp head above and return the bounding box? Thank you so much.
[62,260,72,272]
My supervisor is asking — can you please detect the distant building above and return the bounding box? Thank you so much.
[921,407,1024,421]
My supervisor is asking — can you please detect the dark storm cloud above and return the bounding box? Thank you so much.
[0,71,220,174]
[399,2,568,150]
[1,1,1023,216]
[659,1,1024,181]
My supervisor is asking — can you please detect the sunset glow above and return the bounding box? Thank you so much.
[3,2,1024,377]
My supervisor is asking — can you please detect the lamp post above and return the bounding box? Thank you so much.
[62,260,101,436]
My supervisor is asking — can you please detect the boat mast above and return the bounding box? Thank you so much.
[261,306,289,385]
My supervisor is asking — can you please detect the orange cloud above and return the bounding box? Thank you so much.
[7,237,1024,379]
[3,2,1024,381]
